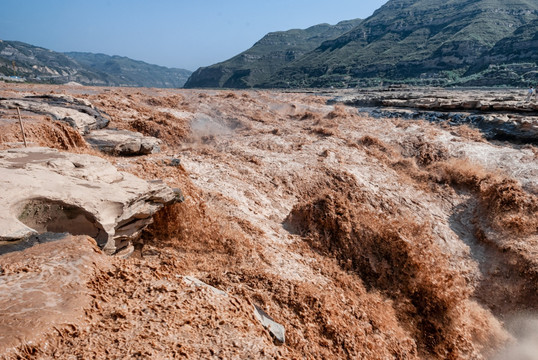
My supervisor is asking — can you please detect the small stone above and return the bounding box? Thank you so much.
[253,305,285,344]
[173,188,185,203]
[169,158,181,167]
[182,276,228,297]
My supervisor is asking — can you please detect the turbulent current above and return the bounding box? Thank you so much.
[0,84,537,359]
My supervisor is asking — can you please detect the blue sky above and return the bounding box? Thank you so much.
[1,1,387,71]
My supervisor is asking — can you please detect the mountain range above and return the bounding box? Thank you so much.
[0,40,191,88]
[3,0,537,89]
[186,0,538,88]
[183,19,362,88]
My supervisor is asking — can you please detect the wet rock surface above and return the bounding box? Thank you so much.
[0,232,69,256]
[0,147,178,254]
[331,88,538,144]
[363,107,538,144]
[85,128,161,156]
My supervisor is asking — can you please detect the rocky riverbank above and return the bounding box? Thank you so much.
[0,84,537,359]
[331,87,538,144]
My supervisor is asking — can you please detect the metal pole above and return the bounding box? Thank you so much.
[16,107,28,147]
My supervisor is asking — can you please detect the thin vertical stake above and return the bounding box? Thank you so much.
[17,107,28,147]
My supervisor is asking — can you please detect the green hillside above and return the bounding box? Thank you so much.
[183,19,362,88]
[184,0,538,88]
[263,0,538,88]
[0,40,191,88]
[66,52,191,88]
[459,18,538,85]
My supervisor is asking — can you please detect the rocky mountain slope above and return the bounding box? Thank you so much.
[65,52,191,88]
[0,40,87,82]
[183,19,362,88]
[461,17,538,86]
[186,0,538,88]
[0,40,191,88]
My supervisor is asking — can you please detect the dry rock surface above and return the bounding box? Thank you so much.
[0,94,109,134]
[0,83,537,359]
[333,87,538,112]
[85,128,161,156]
[0,92,163,156]
[0,147,178,254]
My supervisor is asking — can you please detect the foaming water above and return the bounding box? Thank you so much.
[2,85,537,358]
[190,114,232,139]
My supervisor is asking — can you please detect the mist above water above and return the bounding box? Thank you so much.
[493,315,538,360]
[190,114,232,139]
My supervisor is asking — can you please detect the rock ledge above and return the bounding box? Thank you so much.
[0,147,178,254]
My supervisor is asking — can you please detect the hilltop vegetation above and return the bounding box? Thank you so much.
[460,17,538,86]
[66,52,191,88]
[183,19,362,88]
[186,0,538,88]
[0,40,191,88]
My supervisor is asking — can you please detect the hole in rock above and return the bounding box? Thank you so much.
[17,198,108,246]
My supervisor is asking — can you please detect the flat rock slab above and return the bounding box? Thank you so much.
[85,129,161,156]
[0,94,109,134]
[331,88,538,145]
[332,88,538,113]
[0,147,178,254]
[253,305,286,344]
[0,235,109,357]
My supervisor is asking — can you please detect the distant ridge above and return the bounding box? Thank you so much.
[65,52,191,88]
[183,19,362,88]
[185,0,538,88]
[0,40,191,88]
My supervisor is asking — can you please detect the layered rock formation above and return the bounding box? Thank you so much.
[332,87,538,144]
[0,94,109,134]
[0,147,179,254]
[0,93,165,155]
[85,129,161,156]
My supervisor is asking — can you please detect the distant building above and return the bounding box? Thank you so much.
[0,75,26,82]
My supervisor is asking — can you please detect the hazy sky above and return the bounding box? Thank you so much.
[1,1,387,71]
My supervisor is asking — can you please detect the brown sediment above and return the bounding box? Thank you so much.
[0,236,110,359]
[85,90,191,147]
[428,158,538,238]
[1,83,537,359]
[427,158,538,317]
[0,112,86,150]
[285,168,498,358]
